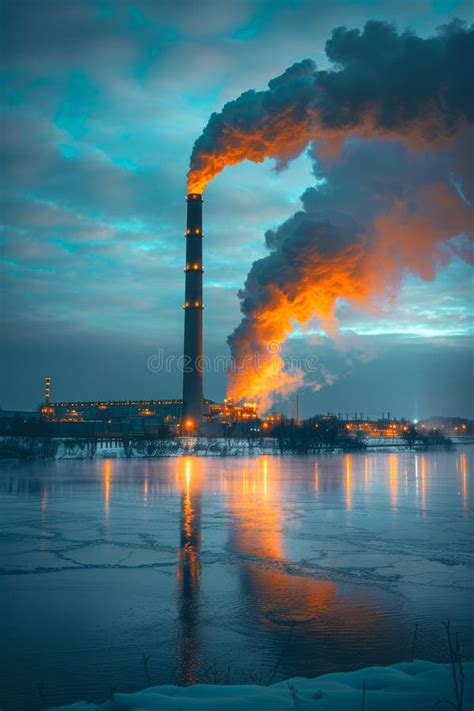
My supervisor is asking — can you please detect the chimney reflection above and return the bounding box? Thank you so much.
[176,457,202,685]
[103,460,112,521]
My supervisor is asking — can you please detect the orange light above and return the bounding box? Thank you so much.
[185,419,194,430]
[345,455,352,511]
[103,460,112,520]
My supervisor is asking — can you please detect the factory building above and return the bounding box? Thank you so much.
[41,398,183,432]
[37,378,260,437]
[39,397,259,435]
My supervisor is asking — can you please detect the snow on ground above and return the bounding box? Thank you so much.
[55,437,280,459]
[49,661,473,710]
[1,435,426,460]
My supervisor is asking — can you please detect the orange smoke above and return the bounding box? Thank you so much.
[227,182,472,409]
[187,20,474,193]
[186,22,474,408]
[227,236,368,410]
[187,106,313,194]
[187,118,453,195]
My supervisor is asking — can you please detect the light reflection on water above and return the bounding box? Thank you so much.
[103,459,111,521]
[175,457,202,686]
[459,452,468,514]
[0,448,472,710]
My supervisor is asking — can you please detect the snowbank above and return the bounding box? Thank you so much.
[2,435,446,460]
[51,437,279,459]
[49,660,473,710]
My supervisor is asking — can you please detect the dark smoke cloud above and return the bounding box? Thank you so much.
[226,132,473,407]
[318,18,474,134]
[188,20,474,191]
[186,19,474,407]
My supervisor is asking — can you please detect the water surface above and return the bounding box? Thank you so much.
[0,449,472,710]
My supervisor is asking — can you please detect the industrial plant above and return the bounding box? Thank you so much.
[27,193,260,437]
[2,193,471,448]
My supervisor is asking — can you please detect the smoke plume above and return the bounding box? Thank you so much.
[227,138,473,409]
[187,20,474,410]
[188,20,473,194]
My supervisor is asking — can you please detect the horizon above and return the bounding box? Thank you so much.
[2,0,473,419]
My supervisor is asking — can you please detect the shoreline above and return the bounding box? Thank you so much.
[0,434,467,461]
[47,660,474,710]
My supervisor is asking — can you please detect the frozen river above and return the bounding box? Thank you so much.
[0,449,472,710]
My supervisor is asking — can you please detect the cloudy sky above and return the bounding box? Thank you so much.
[1,0,473,418]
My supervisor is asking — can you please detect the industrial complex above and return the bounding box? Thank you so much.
[29,193,261,437]
[2,193,471,445]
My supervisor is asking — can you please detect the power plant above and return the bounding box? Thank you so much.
[16,194,259,436]
[182,193,204,432]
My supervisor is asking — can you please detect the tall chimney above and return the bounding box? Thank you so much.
[44,376,51,405]
[182,193,204,431]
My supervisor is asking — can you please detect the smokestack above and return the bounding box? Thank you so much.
[182,193,204,431]
[44,376,51,406]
